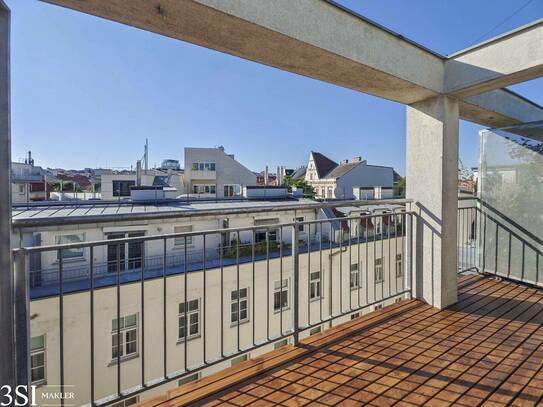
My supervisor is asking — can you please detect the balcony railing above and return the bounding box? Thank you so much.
[457,197,542,288]
[12,202,412,406]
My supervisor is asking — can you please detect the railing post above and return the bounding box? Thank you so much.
[14,249,30,387]
[292,222,300,345]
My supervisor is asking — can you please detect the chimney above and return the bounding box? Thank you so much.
[218,146,225,152]
[276,166,281,185]
[136,160,142,186]
[264,166,269,186]
[352,156,362,163]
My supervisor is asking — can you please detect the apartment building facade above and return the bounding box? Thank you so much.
[101,170,184,200]
[184,146,257,199]
[305,151,394,200]
[13,198,407,406]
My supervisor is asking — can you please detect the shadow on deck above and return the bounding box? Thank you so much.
[139,274,543,406]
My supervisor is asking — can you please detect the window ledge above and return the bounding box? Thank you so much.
[176,335,201,344]
[171,245,195,252]
[230,319,250,328]
[108,353,139,367]
[273,306,290,314]
[31,380,47,388]
[52,257,86,265]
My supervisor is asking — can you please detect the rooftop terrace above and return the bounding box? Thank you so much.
[140,273,543,407]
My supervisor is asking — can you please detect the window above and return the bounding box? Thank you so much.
[274,338,290,349]
[327,187,333,198]
[396,254,403,277]
[191,162,216,171]
[231,353,249,367]
[179,299,200,341]
[112,314,138,360]
[375,258,384,283]
[193,184,216,194]
[224,184,240,197]
[112,180,135,197]
[309,271,321,300]
[274,279,289,311]
[309,326,322,336]
[178,372,201,386]
[111,397,139,407]
[374,303,384,311]
[350,263,359,289]
[231,288,249,324]
[174,225,193,246]
[18,184,25,194]
[30,335,46,385]
[295,217,304,232]
[395,297,403,304]
[350,312,360,320]
[255,229,277,243]
[55,234,85,260]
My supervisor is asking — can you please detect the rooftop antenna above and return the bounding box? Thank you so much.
[144,138,149,174]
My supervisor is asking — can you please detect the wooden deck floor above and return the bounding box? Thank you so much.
[141,274,543,406]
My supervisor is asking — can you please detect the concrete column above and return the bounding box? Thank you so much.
[406,95,459,309]
[0,0,13,387]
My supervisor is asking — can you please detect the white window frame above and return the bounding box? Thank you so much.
[111,396,139,407]
[295,217,305,232]
[309,271,322,300]
[111,314,138,362]
[231,353,249,367]
[396,254,403,277]
[178,372,201,386]
[350,263,360,290]
[223,184,240,197]
[273,279,289,312]
[191,162,216,171]
[30,335,46,385]
[375,258,384,283]
[231,287,249,325]
[174,225,193,246]
[55,233,85,260]
[178,299,200,342]
[274,338,290,349]
[193,184,216,194]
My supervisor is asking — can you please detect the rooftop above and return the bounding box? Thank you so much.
[11,197,317,227]
[140,273,543,407]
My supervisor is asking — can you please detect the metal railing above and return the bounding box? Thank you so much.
[13,205,413,406]
[457,197,543,287]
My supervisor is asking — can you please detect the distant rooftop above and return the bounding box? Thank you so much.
[12,197,318,228]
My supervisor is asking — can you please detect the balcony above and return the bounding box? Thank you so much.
[11,195,541,406]
[139,273,543,407]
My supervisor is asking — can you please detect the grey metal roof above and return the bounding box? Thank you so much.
[323,162,360,179]
[11,198,317,227]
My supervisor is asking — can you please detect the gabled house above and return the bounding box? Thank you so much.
[304,151,394,199]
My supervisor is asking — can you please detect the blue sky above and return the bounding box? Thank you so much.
[8,0,543,174]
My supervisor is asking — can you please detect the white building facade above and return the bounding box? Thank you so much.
[184,146,257,199]
[13,199,408,406]
[304,152,394,200]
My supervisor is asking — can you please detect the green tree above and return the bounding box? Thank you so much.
[394,177,406,197]
[282,175,315,198]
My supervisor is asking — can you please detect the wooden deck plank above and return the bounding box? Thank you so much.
[137,274,543,406]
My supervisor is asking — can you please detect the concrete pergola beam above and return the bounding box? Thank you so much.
[42,0,446,104]
[446,20,543,98]
[460,89,543,128]
[41,0,543,127]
